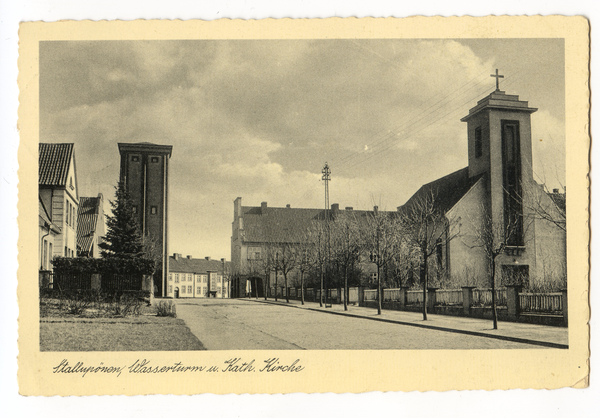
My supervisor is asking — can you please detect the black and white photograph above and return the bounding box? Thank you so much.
[37,37,569,351]
[13,16,589,396]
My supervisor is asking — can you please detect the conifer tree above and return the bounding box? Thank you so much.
[100,182,145,259]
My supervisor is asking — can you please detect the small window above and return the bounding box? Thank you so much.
[188,286,192,294]
[131,156,139,162]
[151,206,158,215]
[168,274,173,282]
[175,274,179,283]
[151,156,159,163]
[181,286,186,294]
[169,285,173,293]
[475,127,483,158]
[69,177,74,190]
[197,287,201,294]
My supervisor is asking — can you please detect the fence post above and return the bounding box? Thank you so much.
[506,285,522,319]
[561,288,568,326]
[461,286,475,315]
[399,287,408,308]
[427,287,438,313]
[358,287,365,306]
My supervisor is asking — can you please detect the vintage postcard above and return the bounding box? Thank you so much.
[18,17,589,395]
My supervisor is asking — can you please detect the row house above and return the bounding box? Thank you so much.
[167,253,231,298]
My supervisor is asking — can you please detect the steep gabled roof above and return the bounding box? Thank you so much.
[399,167,484,215]
[39,143,74,187]
[77,196,102,254]
[169,256,230,274]
[547,191,566,213]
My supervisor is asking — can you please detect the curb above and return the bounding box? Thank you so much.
[249,299,568,349]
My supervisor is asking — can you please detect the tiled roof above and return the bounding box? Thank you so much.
[39,143,74,187]
[169,256,230,274]
[400,167,483,215]
[77,196,101,254]
[241,205,379,244]
[548,191,566,213]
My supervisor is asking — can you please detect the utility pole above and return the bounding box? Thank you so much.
[322,162,331,308]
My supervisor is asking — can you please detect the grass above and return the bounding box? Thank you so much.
[39,297,204,351]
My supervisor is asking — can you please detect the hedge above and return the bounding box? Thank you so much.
[52,256,156,275]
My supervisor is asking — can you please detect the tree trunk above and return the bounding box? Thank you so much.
[377,263,382,315]
[301,270,305,305]
[422,252,428,321]
[285,272,289,303]
[319,263,323,307]
[264,274,268,300]
[344,264,348,311]
[491,257,498,330]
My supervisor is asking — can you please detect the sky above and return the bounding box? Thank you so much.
[39,38,565,260]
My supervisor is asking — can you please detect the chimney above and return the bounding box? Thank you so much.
[345,207,353,211]
[187,255,192,259]
[553,188,559,194]
[234,197,242,217]
[374,205,379,215]
[286,204,291,209]
[331,203,339,212]
[261,201,268,213]
[205,256,211,261]
[173,253,179,261]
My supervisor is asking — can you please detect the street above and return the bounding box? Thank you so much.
[174,298,566,350]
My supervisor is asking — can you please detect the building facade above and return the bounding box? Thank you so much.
[400,88,566,289]
[76,194,106,258]
[167,254,230,298]
[39,143,79,262]
[118,142,172,297]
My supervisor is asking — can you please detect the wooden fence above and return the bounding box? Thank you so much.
[519,292,563,314]
[472,288,507,306]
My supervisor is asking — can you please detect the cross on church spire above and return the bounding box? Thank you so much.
[491,69,504,91]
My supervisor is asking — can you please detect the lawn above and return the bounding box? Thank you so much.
[39,298,205,351]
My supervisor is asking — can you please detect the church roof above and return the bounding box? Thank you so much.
[77,195,103,254]
[400,167,484,215]
[169,256,230,274]
[39,143,74,187]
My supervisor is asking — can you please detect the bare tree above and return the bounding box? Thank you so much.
[273,242,299,303]
[361,206,405,315]
[466,202,524,330]
[305,220,328,307]
[524,179,566,232]
[401,189,461,320]
[330,212,361,311]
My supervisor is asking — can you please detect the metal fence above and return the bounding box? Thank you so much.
[52,272,93,291]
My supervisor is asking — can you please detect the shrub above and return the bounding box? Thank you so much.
[52,256,156,275]
[156,300,176,318]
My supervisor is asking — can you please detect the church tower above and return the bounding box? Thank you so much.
[461,71,538,284]
[118,142,173,297]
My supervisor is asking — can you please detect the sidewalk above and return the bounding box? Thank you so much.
[247,297,568,349]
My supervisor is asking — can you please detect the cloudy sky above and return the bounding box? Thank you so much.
[40,38,565,260]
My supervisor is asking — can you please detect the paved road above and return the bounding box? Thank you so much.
[174,298,560,350]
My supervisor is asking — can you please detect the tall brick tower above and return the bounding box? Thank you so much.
[118,142,172,296]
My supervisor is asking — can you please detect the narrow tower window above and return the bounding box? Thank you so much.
[475,126,483,158]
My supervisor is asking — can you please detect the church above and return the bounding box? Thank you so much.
[401,73,566,290]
